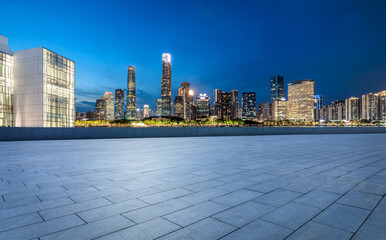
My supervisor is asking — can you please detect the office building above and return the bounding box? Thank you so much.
[156,99,162,117]
[174,96,184,118]
[270,75,284,102]
[0,35,13,127]
[13,47,75,127]
[257,102,271,120]
[272,100,288,121]
[314,95,323,121]
[161,53,172,116]
[136,108,143,120]
[93,92,114,121]
[241,92,256,119]
[114,89,124,120]
[143,104,150,118]
[220,92,232,120]
[176,82,191,121]
[287,80,315,121]
[214,89,222,118]
[231,90,239,120]
[345,97,360,121]
[127,66,136,120]
[196,94,210,118]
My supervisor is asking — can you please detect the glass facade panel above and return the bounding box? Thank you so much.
[42,49,75,127]
[0,52,13,127]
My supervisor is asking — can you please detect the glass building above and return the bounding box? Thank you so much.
[0,36,13,127]
[161,53,172,116]
[287,80,315,121]
[127,66,136,120]
[114,89,124,120]
[241,92,256,120]
[270,75,284,102]
[196,94,210,119]
[231,90,239,120]
[13,47,75,127]
[173,96,184,119]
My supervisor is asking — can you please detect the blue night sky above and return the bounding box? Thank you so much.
[2,0,386,112]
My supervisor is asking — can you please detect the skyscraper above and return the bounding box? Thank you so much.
[258,102,272,120]
[93,92,114,121]
[220,92,232,120]
[156,99,162,117]
[361,93,379,120]
[214,89,222,118]
[0,35,13,127]
[173,96,184,119]
[345,97,360,121]
[114,89,124,120]
[127,66,136,120]
[231,90,239,120]
[196,94,210,119]
[241,92,256,120]
[287,80,315,121]
[270,75,284,102]
[378,91,386,120]
[161,53,172,116]
[177,82,191,121]
[143,104,150,118]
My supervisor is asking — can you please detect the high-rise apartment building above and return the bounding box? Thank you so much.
[287,80,315,121]
[127,66,136,120]
[270,75,284,102]
[345,97,360,121]
[0,35,13,127]
[161,53,172,116]
[378,91,386,120]
[361,93,378,120]
[93,92,114,121]
[114,89,124,120]
[13,47,75,127]
[143,104,150,118]
[231,90,239,120]
[241,92,256,120]
[196,94,210,119]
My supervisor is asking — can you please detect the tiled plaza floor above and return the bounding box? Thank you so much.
[0,134,385,240]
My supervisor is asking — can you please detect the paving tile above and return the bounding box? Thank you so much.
[294,189,342,209]
[158,217,236,240]
[105,187,161,203]
[262,202,321,230]
[40,215,135,240]
[213,201,275,227]
[0,214,85,240]
[352,221,386,240]
[313,203,371,232]
[337,190,381,210]
[177,188,229,205]
[96,217,180,240]
[253,189,302,207]
[0,212,43,232]
[39,198,112,220]
[138,188,192,204]
[287,221,352,240]
[215,179,257,192]
[183,180,226,192]
[163,201,229,226]
[212,189,262,206]
[77,198,148,223]
[221,219,292,240]
[354,181,386,196]
[246,180,289,193]
[123,199,191,223]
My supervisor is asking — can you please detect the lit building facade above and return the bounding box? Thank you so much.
[213,89,222,118]
[287,80,314,121]
[220,92,232,120]
[272,100,287,121]
[361,93,378,121]
[345,97,360,121]
[177,82,191,121]
[173,96,184,119]
[127,66,136,120]
[156,99,162,117]
[378,91,386,120]
[114,89,124,120]
[257,102,271,120]
[231,90,239,120]
[196,94,210,119]
[270,75,284,101]
[161,53,172,116]
[13,47,75,127]
[241,92,256,119]
[143,104,150,118]
[93,92,114,120]
[0,35,13,127]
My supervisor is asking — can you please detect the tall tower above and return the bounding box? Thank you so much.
[161,53,172,116]
[287,80,314,121]
[127,66,136,120]
[114,89,124,120]
[270,75,284,102]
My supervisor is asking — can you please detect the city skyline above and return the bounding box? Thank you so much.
[2,0,386,113]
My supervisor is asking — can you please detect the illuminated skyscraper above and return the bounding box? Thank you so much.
[221,92,232,120]
[214,89,222,118]
[196,94,210,118]
[156,99,162,117]
[272,100,287,121]
[161,53,172,116]
[127,66,136,120]
[143,104,150,118]
[361,93,378,120]
[378,91,386,120]
[287,80,315,121]
[174,96,184,118]
[241,92,256,119]
[271,75,284,102]
[0,35,13,127]
[114,89,124,120]
[93,92,114,121]
[345,97,360,121]
[258,102,272,120]
[231,90,239,120]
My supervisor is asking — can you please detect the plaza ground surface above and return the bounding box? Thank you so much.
[0,134,385,240]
